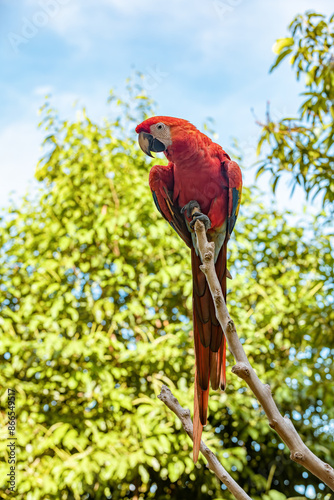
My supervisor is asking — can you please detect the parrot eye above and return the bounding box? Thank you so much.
[156,123,164,130]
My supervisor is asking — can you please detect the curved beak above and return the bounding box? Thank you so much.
[138,131,154,157]
[138,132,166,158]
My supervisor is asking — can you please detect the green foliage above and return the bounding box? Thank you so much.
[257,11,334,211]
[0,85,333,499]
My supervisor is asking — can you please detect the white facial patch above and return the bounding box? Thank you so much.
[150,123,172,148]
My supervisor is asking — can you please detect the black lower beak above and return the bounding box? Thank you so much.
[138,132,166,157]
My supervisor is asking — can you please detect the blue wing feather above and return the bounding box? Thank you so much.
[152,191,163,215]
[228,187,241,236]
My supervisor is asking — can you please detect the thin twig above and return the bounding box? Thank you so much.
[158,385,252,500]
[193,219,334,491]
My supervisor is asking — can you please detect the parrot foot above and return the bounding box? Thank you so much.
[190,212,211,231]
[180,200,201,218]
[181,200,211,231]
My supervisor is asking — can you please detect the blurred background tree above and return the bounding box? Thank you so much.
[0,11,333,500]
[257,11,334,216]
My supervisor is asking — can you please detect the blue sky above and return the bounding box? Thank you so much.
[0,0,333,213]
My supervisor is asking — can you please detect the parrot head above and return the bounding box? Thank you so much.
[136,116,200,159]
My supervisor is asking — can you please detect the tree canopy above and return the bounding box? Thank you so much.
[257,11,334,214]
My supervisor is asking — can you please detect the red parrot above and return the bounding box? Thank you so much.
[136,116,242,462]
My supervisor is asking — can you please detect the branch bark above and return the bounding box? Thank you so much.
[192,219,334,491]
[158,385,252,500]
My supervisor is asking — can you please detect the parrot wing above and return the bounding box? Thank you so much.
[149,163,192,248]
[221,159,242,238]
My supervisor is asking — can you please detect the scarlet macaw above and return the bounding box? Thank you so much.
[136,116,242,462]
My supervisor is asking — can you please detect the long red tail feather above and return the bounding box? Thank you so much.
[192,241,227,462]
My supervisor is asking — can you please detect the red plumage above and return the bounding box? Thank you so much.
[136,116,242,462]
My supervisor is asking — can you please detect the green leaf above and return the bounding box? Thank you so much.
[270,48,293,72]
[272,37,294,54]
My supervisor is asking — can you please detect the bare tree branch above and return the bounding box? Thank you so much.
[158,385,252,500]
[193,219,334,491]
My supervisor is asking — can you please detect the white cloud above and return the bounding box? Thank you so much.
[34,85,54,96]
[0,122,43,206]
[0,84,92,207]
[13,0,334,71]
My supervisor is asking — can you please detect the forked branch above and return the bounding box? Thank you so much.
[158,219,334,498]
[158,385,251,500]
[193,219,334,491]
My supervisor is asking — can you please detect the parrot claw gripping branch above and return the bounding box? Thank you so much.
[136,116,242,462]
